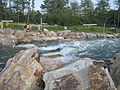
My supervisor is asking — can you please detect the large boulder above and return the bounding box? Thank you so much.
[3,28,14,46]
[43,58,93,90]
[110,53,120,89]
[14,30,31,44]
[0,49,44,90]
[43,58,116,90]
[14,30,26,39]
[43,28,52,37]
[15,37,31,44]
[39,57,64,72]
[56,31,64,37]
[90,65,116,90]
[50,31,57,37]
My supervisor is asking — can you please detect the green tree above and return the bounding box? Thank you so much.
[80,0,94,14]
[0,0,5,20]
[32,0,35,10]
[95,0,110,25]
[70,1,80,16]
[41,0,69,13]
[115,0,120,27]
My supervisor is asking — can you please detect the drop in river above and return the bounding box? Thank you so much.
[0,38,120,70]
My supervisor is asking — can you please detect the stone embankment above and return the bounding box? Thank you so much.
[1,28,120,46]
[56,30,120,39]
[0,49,117,90]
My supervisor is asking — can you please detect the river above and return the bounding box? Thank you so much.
[0,38,120,70]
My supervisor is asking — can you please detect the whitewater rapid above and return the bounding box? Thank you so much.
[40,38,120,62]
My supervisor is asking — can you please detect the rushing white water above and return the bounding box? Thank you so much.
[40,38,120,62]
[1,38,120,70]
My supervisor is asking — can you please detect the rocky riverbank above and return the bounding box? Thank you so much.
[0,29,120,90]
[0,49,117,90]
[1,29,120,46]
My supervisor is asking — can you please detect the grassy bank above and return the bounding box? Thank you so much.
[3,23,119,33]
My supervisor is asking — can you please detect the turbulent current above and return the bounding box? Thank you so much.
[0,38,120,70]
[40,38,120,62]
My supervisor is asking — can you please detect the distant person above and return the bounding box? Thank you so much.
[24,24,27,32]
[6,22,9,27]
[29,24,32,30]
[24,24,30,32]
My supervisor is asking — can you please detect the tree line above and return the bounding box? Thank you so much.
[0,0,120,27]
[0,0,42,24]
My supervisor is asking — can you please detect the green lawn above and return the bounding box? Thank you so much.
[3,23,119,33]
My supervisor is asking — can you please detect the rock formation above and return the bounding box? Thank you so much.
[0,49,44,90]
[90,65,116,90]
[39,57,64,72]
[0,48,117,90]
[3,28,14,46]
[110,53,120,89]
[43,58,116,90]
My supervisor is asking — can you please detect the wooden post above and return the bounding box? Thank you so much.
[41,18,42,31]
[103,23,106,33]
[0,22,3,32]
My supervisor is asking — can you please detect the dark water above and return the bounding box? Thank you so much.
[1,38,120,70]
[0,44,24,71]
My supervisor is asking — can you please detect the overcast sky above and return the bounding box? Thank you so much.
[35,0,114,10]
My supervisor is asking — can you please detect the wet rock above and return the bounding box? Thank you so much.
[93,61,105,66]
[16,44,39,49]
[40,57,64,72]
[43,58,93,90]
[42,52,63,58]
[0,49,44,90]
[14,30,31,44]
[3,28,14,46]
[110,53,120,89]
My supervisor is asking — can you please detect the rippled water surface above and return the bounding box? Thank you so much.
[0,44,24,71]
[40,38,120,62]
[0,38,120,70]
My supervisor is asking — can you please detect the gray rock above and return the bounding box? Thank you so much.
[43,58,93,90]
[110,53,120,89]
[90,65,116,90]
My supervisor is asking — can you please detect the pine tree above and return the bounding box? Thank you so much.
[95,0,110,24]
